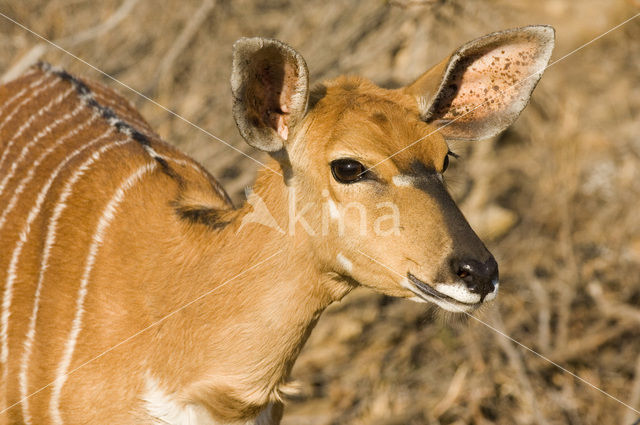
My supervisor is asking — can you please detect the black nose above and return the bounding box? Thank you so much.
[453,257,498,301]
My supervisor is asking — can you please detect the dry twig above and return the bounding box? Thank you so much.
[1,0,140,83]
[625,355,640,424]
[490,309,550,425]
[153,0,216,93]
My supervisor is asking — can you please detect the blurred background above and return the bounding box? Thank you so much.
[1,0,639,423]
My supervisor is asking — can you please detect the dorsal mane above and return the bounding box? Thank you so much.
[33,63,234,223]
[35,63,169,169]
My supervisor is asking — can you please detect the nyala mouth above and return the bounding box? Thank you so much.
[406,273,482,312]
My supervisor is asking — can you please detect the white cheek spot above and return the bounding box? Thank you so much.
[336,253,353,273]
[328,198,339,220]
[392,175,415,187]
[435,283,482,304]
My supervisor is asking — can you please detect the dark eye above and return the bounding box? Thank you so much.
[331,159,366,184]
[442,150,459,173]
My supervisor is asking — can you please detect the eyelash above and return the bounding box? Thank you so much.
[443,150,459,172]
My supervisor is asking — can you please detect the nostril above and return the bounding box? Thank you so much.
[452,258,498,300]
[455,261,478,280]
[456,269,470,279]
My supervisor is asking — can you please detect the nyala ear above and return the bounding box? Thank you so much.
[231,38,310,152]
[405,25,555,141]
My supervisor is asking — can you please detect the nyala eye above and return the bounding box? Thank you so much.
[331,159,366,184]
[442,150,459,173]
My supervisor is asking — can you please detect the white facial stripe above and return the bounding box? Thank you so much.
[393,174,444,187]
[50,161,157,425]
[336,253,353,273]
[17,129,118,425]
[391,174,416,187]
[434,283,482,304]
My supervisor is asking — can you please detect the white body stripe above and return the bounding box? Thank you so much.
[0,87,76,194]
[0,74,51,131]
[0,81,70,172]
[0,126,118,390]
[0,73,38,118]
[2,129,102,378]
[17,129,118,425]
[50,161,157,425]
[0,113,99,232]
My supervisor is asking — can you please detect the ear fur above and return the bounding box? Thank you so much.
[406,25,555,141]
[231,38,309,152]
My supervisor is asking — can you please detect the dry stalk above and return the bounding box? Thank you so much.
[553,98,582,353]
[1,0,140,83]
[624,354,640,424]
[389,0,438,8]
[153,0,216,94]
[490,309,550,425]
[531,278,551,353]
[587,282,640,323]
[432,364,469,418]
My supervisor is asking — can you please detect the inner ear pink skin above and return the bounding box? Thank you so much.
[436,41,542,125]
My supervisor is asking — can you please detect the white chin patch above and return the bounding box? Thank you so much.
[435,283,482,304]
[404,279,474,312]
[430,296,476,313]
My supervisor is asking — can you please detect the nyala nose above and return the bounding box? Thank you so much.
[453,257,498,301]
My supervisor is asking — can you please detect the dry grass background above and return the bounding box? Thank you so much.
[1,0,639,423]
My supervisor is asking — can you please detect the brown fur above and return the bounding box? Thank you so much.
[0,26,553,424]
